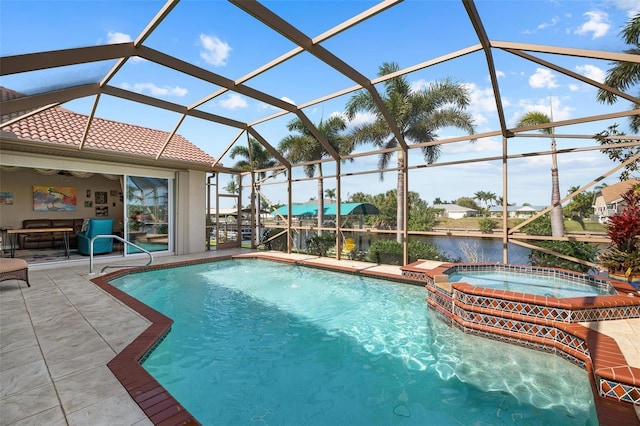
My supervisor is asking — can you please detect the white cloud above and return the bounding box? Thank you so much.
[199,34,231,66]
[575,64,605,83]
[346,111,375,129]
[462,82,500,126]
[120,82,187,97]
[574,11,610,39]
[495,70,505,79]
[281,96,296,105]
[537,16,559,30]
[219,93,247,110]
[107,31,132,43]
[410,79,431,92]
[568,84,580,91]
[466,83,498,112]
[441,137,501,155]
[611,0,640,17]
[528,68,559,89]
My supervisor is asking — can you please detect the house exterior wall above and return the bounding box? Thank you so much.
[175,170,207,255]
[448,212,468,219]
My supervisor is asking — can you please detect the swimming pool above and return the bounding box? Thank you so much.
[447,270,615,298]
[111,258,597,425]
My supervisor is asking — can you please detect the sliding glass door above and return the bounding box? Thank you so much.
[125,176,171,253]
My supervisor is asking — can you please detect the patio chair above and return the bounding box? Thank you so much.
[0,258,30,287]
[77,218,114,255]
[342,238,356,257]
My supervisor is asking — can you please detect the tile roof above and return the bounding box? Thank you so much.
[599,179,639,203]
[0,87,217,168]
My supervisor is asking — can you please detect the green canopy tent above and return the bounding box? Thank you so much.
[271,202,380,252]
[271,202,380,217]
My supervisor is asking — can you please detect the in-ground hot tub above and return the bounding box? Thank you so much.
[401,261,640,410]
[446,265,617,298]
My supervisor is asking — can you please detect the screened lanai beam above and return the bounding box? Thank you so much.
[191,0,401,109]
[101,0,179,88]
[462,0,509,137]
[0,43,136,76]
[509,108,640,134]
[156,115,186,160]
[293,112,340,160]
[491,41,640,64]
[247,128,290,168]
[101,85,247,130]
[79,93,101,151]
[509,151,640,235]
[504,49,640,106]
[248,44,484,127]
[230,0,408,151]
[0,83,99,116]
[0,103,59,128]
[102,1,181,159]
[135,46,297,113]
[409,108,640,151]
[213,130,245,168]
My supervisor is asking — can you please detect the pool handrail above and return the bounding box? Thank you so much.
[88,234,153,274]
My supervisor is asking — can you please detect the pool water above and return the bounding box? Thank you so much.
[111,259,597,425]
[447,270,614,298]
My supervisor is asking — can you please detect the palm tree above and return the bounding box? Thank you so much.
[345,62,475,242]
[516,111,564,237]
[325,188,336,202]
[230,137,277,238]
[278,116,354,232]
[597,14,640,132]
[474,190,496,209]
[230,137,278,180]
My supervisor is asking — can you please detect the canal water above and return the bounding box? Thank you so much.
[290,230,532,265]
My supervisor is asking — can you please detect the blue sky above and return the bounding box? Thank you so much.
[1,0,639,208]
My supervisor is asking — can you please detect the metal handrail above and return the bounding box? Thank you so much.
[89,234,153,274]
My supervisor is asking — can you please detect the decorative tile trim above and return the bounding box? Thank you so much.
[599,378,640,404]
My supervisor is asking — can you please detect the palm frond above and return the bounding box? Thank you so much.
[516,111,553,135]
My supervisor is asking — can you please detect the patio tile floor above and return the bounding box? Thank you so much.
[1,249,638,425]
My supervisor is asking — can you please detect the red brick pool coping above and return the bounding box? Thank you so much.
[91,254,640,426]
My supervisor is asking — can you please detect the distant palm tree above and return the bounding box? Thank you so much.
[325,188,336,202]
[474,190,496,209]
[230,137,278,180]
[516,111,564,237]
[224,180,239,195]
[596,14,640,132]
[230,137,277,237]
[278,116,354,232]
[345,62,475,242]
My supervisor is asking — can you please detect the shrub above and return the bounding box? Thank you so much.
[478,218,497,233]
[366,240,458,265]
[306,233,336,256]
[367,240,404,264]
[523,214,599,273]
[528,241,599,273]
[260,228,287,251]
[598,183,640,276]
